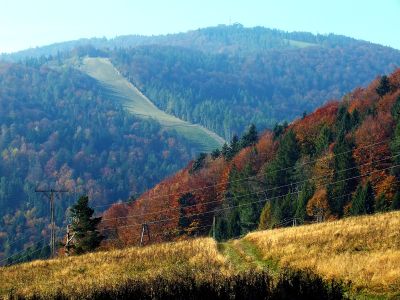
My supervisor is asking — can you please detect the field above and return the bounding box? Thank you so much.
[1,212,399,299]
[77,57,225,153]
[246,211,400,298]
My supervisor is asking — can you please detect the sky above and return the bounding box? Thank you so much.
[1,0,399,53]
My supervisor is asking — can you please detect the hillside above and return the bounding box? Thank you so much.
[101,68,400,249]
[76,56,224,152]
[1,211,399,298]
[0,60,200,261]
[2,25,400,268]
[111,43,400,138]
[2,25,400,138]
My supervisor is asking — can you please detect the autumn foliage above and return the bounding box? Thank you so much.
[101,68,400,247]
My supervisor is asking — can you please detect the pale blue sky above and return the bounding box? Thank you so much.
[1,0,399,53]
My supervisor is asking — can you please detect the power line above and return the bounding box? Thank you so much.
[93,138,391,210]
[0,238,47,266]
[100,163,400,233]
[101,152,398,223]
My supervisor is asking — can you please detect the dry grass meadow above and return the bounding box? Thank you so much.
[246,211,400,297]
[0,238,230,298]
[1,211,399,299]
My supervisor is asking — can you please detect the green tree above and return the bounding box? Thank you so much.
[364,181,375,214]
[226,135,240,161]
[390,97,400,178]
[213,217,228,241]
[315,125,333,155]
[376,75,391,97]
[350,184,364,216]
[350,182,375,216]
[221,143,229,158]
[330,130,358,216]
[70,195,103,254]
[211,148,221,159]
[375,194,389,212]
[391,192,400,210]
[391,96,400,122]
[265,130,300,198]
[241,124,258,148]
[295,182,315,222]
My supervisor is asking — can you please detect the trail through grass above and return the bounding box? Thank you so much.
[2,211,400,298]
[220,239,279,274]
[77,57,225,152]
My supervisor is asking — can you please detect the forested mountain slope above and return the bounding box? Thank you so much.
[76,56,224,151]
[111,42,400,138]
[0,60,197,260]
[2,24,400,264]
[101,68,400,247]
[2,25,400,138]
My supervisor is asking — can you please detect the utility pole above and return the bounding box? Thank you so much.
[139,223,150,247]
[35,189,68,258]
[212,215,216,240]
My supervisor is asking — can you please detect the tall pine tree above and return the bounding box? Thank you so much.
[330,130,358,216]
[70,195,103,254]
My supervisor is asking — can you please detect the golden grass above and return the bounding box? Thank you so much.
[1,211,399,298]
[0,238,230,298]
[245,211,400,296]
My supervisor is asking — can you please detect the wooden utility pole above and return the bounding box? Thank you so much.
[35,189,68,258]
[139,223,150,247]
[212,215,216,240]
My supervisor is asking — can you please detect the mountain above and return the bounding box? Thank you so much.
[2,25,400,138]
[1,24,400,261]
[2,211,399,298]
[101,68,400,248]
[0,60,202,259]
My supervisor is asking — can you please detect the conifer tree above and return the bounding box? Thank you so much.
[241,124,258,148]
[213,218,228,241]
[315,125,333,155]
[376,75,391,97]
[390,97,400,178]
[375,194,389,212]
[227,209,241,238]
[221,143,229,158]
[391,192,400,210]
[350,184,364,216]
[295,182,315,222]
[70,195,103,254]
[364,181,375,214]
[350,182,374,215]
[226,134,240,160]
[265,130,300,197]
[330,130,358,216]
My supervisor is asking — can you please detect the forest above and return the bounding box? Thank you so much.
[101,69,400,246]
[110,34,400,138]
[3,25,400,139]
[0,60,195,261]
[1,24,400,262]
